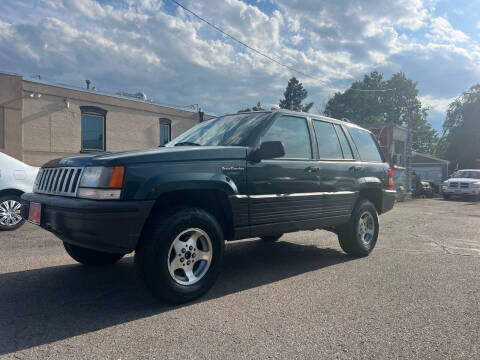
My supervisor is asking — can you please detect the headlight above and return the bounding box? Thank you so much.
[78,166,124,199]
[473,182,480,188]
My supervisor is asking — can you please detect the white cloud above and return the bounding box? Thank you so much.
[0,0,478,129]
[419,95,455,113]
[427,17,469,43]
[291,34,303,45]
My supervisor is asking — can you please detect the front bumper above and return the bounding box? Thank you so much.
[381,189,396,214]
[442,188,480,196]
[21,193,155,254]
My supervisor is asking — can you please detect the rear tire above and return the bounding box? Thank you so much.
[0,195,25,231]
[337,200,379,257]
[260,234,283,242]
[63,242,125,266]
[135,207,224,304]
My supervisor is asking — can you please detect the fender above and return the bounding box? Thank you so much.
[124,163,242,200]
[356,176,383,190]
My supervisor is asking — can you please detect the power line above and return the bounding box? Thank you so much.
[169,0,322,82]
[348,88,396,92]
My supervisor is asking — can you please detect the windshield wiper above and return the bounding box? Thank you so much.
[174,141,202,147]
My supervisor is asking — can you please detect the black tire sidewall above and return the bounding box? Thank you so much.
[63,242,124,266]
[260,234,283,242]
[338,200,379,257]
[0,195,25,231]
[139,208,224,303]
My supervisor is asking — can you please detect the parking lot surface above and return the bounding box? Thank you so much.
[0,198,479,359]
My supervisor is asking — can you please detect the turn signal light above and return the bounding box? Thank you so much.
[109,166,125,188]
[388,168,393,189]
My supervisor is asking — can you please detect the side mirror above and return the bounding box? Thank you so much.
[249,141,285,162]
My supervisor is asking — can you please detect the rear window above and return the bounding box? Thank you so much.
[348,127,383,162]
[312,120,343,159]
[334,124,354,160]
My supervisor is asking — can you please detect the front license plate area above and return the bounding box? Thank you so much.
[28,202,41,225]
[455,190,462,194]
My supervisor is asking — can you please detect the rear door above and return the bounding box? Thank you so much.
[311,120,358,218]
[247,115,321,228]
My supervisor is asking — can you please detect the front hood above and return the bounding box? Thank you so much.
[446,178,480,184]
[43,146,248,167]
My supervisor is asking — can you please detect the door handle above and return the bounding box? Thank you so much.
[306,166,320,173]
[349,165,362,172]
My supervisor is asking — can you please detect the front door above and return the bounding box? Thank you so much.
[247,115,322,230]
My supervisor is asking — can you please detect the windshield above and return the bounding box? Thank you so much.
[452,171,480,179]
[166,113,271,147]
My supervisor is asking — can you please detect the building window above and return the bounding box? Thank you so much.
[159,118,171,146]
[81,106,106,151]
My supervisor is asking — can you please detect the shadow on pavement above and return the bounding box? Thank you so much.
[0,239,352,355]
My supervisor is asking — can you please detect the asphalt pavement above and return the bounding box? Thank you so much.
[0,198,479,359]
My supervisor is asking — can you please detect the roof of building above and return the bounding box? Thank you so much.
[1,70,215,116]
[412,151,450,164]
[366,122,408,131]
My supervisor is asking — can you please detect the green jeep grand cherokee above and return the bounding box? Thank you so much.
[22,110,395,304]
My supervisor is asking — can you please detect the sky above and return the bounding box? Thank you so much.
[1,0,480,131]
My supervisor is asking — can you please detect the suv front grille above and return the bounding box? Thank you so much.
[460,183,470,188]
[449,182,458,188]
[34,167,84,197]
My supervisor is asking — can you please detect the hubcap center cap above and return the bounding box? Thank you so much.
[185,251,192,259]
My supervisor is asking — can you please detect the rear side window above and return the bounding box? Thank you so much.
[313,120,343,159]
[262,116,312,159]
[334,124,354,160]
[348,127,383,162]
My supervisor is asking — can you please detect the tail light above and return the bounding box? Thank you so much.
[388,168,393,189]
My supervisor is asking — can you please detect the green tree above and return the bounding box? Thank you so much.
[279,77,314,112]
[436,85,480,168]
[252,101,265,111]
[324,71,438,153]
[237,101,265,113]
[324,71,385,125]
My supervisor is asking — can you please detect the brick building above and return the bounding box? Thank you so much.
[0,72,213,166]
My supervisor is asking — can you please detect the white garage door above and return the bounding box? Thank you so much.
[413,166,443,184]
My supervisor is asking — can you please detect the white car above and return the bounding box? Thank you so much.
[0,152,39,230]
[442,169,480,200]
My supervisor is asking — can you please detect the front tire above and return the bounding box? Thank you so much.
[443,193,451,200]
[0,195,25,231]
[135,208,224,304]
[337,200,379,257]
[63,242,125,266]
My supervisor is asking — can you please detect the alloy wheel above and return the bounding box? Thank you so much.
[167,228,213,286]
[358,211,375,246]
[0,200,23,227]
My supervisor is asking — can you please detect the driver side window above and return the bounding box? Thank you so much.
[261,116,312,159]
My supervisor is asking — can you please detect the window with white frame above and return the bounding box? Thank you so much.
[159,118,171,146]
[81,106,106,151]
